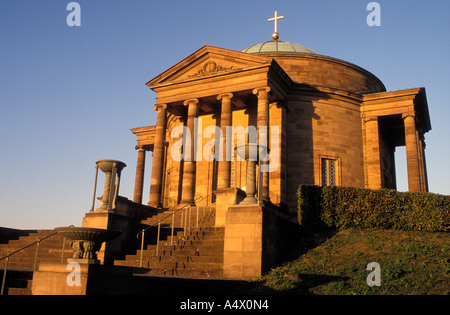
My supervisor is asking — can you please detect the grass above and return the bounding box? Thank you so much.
[255,229,449,295]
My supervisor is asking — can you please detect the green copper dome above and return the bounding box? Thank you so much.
[241,40,317,55]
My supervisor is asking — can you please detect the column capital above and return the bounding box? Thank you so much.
[252,87,271,95]
[217,92,234,101]
[402,112,415,120]
[183,98,199,106]
[153,103,167,111]
[135,144,153,151]
[362,115,378,123]
[269,101,286,109]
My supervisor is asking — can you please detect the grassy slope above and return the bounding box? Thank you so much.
[256,229,449,295]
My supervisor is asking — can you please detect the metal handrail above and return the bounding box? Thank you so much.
[136,193,214,268]
[1,226,73,295]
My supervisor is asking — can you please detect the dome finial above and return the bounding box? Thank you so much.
[268,11,284,41]
[272,32,280,41]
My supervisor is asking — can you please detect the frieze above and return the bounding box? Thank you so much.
[188,61,233,78]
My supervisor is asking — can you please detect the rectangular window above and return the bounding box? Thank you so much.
[322,158,337,186]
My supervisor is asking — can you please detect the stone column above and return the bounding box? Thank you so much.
[149,104,167,207]
[133,146,146,204]
[217,93,233,189]
[181,99,199,204]
[363,116,382,189]
[253,87,270,200]
[241,159,258,204]
[403,113,423,192]
[419,135,429,192]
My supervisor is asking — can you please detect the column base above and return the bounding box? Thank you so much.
[240,195,258,205]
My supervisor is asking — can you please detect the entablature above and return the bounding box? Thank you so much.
[130,125,156,151]
[362,87,431,134]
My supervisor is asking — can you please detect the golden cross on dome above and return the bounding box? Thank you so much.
[268,11,284,40]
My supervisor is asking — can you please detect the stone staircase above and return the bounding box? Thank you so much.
[0,229,73,295]
[0,204,223,294]
[114,205,225,277]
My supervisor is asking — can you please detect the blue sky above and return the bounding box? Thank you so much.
[1,0,449,229]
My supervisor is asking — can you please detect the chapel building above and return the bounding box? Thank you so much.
[130,31,431,222]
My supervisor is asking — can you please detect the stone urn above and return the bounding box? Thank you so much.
[96,159,126,174]
[90,159,127,212]
[55,227,121,263]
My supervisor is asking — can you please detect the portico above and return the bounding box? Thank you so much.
[362,88,431,192]
[129,46,290,218]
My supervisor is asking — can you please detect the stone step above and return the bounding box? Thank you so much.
[132,250,224,263]
[139,267,223,278]
[146,259,223,268]
[0,269,33,295]
[5,287,32,295]
[140,207,215,227]
[125,244,224,259]
[165,233,225,243]
[163,241,224,249]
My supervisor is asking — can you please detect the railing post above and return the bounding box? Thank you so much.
[202,197,205,218]
[61,237,66,263]
[180,211,184,231]
[188,206,192,229]
[139,229,145,268]
[90,164,99,212]
[156,222,161,256]
[1,256,9,295]
[209,194,212,217]
[171,213,175,246]
[184,209,187,236]
[196,204,199,228]
[33,241,40,272]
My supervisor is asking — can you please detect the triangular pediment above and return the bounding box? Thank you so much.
[147,45,272,87]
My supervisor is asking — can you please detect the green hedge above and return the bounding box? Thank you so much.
[297,185,450,232]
